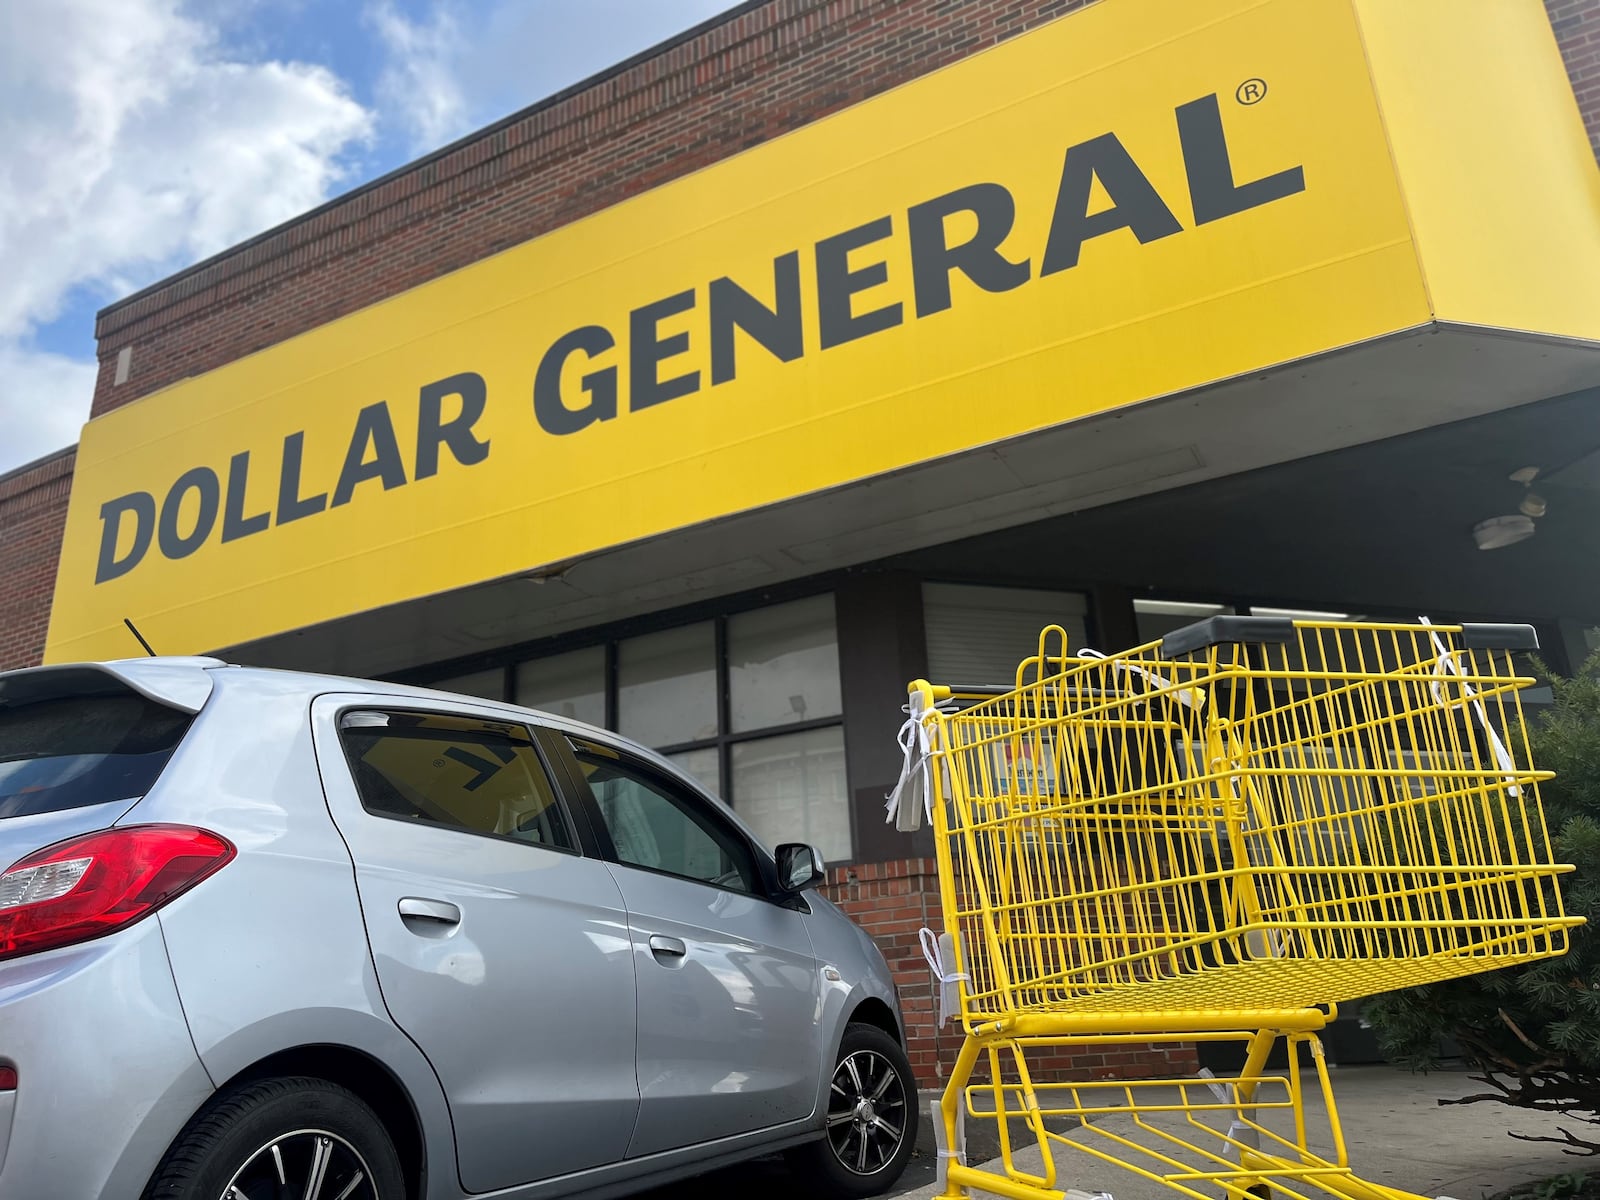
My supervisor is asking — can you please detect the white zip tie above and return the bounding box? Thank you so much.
[1079,647,1205,712]
[1197,1068,1261,1151]
[1421,617,1520,797]
[920,927,968,1025]
[1197,1067,1230,1102]
[1225,1116,1261,1151]
[932,1097,967,1189]
[885,690,955,832]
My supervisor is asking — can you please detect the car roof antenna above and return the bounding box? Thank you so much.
[123,618,158,657]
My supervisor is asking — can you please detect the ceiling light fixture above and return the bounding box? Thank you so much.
[1251,606,1351,621]
[1473,514,1537,551]
[1511,466,1548,518]
[1472,467,1546,550]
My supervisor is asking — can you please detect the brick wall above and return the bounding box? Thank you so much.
[0,450,74,671]
[822,858,959,1083]
[1551,0,1600,158]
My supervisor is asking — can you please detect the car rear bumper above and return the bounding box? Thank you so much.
[0,918,215,1200]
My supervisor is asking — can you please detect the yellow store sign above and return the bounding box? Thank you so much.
[46,0,1600,662]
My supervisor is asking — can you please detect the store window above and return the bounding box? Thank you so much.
[664,747,721,797]
[731,727,849,863]
[515,646,605,726]
[618,622,718,750]
[729,594,842,732]
[447,594,850,860]
[1133,599,1235,646]
[923,582,1088,684]
[428,668,505,702]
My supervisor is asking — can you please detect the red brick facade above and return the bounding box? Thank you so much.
[0,449,74,671]
[1551,0,1600,157]
[5,0,1600,1086]
[823,859,960,1079]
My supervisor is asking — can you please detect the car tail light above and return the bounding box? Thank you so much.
[0,1066,15,1090]
[0,825,235,962]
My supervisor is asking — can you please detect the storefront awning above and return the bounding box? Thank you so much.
[47,0,1600,665]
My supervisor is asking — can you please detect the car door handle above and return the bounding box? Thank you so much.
[398,897,461,925]
[648,935,687,959]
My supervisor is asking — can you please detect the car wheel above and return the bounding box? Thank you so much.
[143,1075,406,1200]
[787,1023,918,1198]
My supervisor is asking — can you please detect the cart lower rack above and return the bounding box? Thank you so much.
[896,616,1581,1200]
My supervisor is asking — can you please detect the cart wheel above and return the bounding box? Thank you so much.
[1246,1185,1272,1199]
[786,1023,918,1198]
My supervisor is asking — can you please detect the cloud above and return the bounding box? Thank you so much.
[365,1,738,156]
[0,0,373,474]
[0,345,99,474]
[367,0,471,153]
[0,0,741,477]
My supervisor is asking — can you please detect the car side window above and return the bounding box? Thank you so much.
[571,739,757,893]
[339,710,576,852]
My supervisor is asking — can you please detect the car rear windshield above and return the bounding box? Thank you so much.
[0,691,194,819]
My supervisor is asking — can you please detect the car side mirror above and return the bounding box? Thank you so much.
[775,843,826,894]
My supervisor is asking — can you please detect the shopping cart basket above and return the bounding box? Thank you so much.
[894,616,1581,1200]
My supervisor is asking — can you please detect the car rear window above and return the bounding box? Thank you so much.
[0,692,193,819]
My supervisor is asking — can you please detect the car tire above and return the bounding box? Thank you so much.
[143,1075,406,1200]
[786,1022,918,1198]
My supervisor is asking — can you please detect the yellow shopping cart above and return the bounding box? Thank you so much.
[894,616,1581,1200]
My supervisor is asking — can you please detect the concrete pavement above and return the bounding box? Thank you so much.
[896,1065,1591,1200]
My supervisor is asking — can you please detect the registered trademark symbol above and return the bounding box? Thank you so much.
[1237,78,1267,105]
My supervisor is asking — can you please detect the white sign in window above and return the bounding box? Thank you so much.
[618,622,718,749]
[731,727,850,862]
[516,645,605,726]
[728,595,842,733]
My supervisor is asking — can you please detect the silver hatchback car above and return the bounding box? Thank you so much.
[0,657,917,1200]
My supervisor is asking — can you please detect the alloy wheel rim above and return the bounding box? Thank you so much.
[218,1128,378,1200]
[825,1048,908,1176]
